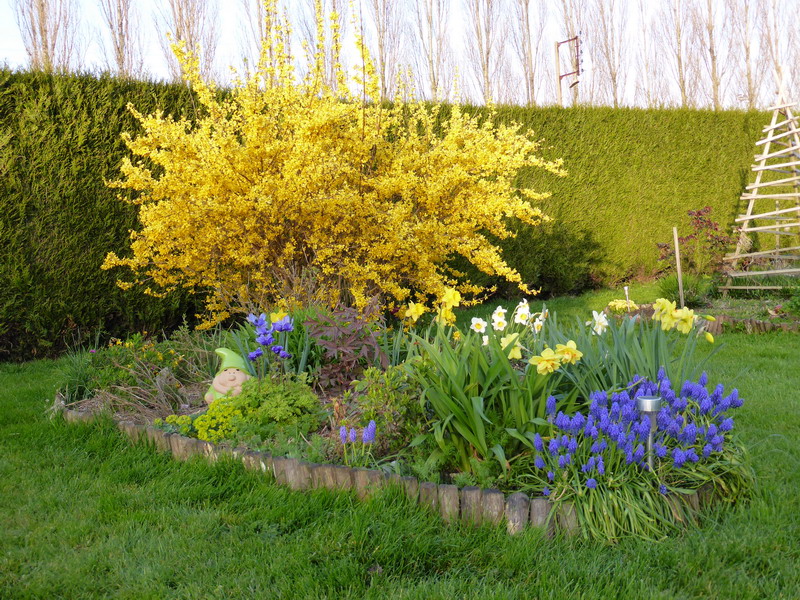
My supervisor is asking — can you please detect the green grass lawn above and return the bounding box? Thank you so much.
[2,315,799,598]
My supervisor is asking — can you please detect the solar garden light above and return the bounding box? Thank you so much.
[636,395,662,471]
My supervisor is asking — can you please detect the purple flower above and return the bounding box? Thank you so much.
[702,444,713,458]
[547,470,554,482]
[256,332,274,346]
[339,426,347,444]
[570,413,586,433]
[248,347,263,361]
[533,433,544,452]
[586,478,597,489]
[349,428,357,443]
[719,417,734,432]
[548,438,560,456]
[546,396,557,416]
[654,443,667,458]
[270,345,284,356]
[698,371,708,386]
[657,367,666,381]
[362,420,377,444]
[248,313,267,328]
[567,438,578,454]
[590,439,607,454]
[633,445,645,463]
[727,389,742,409]
[542,487,551,497]
[673,448,687,468]
[534,456,546,469]
[279,351,292,359]
[681,423,697,445]
[558,454,570,468]
[596,457,605,475]
[706,424,718,439]
[272,315,294,332]
[555,412,570,429]
[659,484,668,495]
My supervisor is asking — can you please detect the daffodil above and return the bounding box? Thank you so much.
[441,287,461,308]
[406,301,426,323]
[514,304,531,325]
[652,298,676,322]
[270,309,288,322]
[705,331,714,344]
[531,316,544,333]
[586,310,609,335]
[470,317,488,333]
[492,316,507,331]
[482,335,489,346]
[452,330,462,341]
[660,309,679,331]
[555,340,583,364]
[491,305,507,321]
[436,306,456,326]
[674,307,695,334]
[500,333,522,359]
[529,347,562,375]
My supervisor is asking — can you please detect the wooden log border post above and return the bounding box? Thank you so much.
[59,406,710,538]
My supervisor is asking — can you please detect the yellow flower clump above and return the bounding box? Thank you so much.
[102,0,564,326]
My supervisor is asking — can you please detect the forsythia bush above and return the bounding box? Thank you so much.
[103,0,564,324]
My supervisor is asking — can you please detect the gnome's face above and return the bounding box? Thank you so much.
[211,368,250,397]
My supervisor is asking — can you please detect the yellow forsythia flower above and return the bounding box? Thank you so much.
[100,11,564,326]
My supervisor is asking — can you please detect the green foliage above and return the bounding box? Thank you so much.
[0,69,201,361]
[784,287,800,317]
[484,105,766,284]
[154,414,197,437]
[657,273,717,307]
[351,365,425,453]
[657,207,736,276]
[194,376,323,445]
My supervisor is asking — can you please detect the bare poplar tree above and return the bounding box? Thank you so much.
[655,0,700,107]
[693,0,728,110]
[510,0,547,106]
[98,0,142,78]
[634,0,668,107]
[14,0,82,72]
[589,0,628,108]
[465,0,506,104]
[557,0,589,105]
[760,0,800,100]
[412,0,452,101]
[362,0,406,101]
[157,0,220,81]
[726,0,767,109]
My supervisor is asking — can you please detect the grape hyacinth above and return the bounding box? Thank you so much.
[529,373,744,498]
[247,312,294,363]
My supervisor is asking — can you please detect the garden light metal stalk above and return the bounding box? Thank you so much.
[636,395,662,471]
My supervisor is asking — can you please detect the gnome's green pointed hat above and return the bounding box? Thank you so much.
[214,348,249,374]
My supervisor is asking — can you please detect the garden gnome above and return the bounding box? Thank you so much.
[204,348,251,405]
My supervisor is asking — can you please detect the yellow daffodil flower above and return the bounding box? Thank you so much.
[406,301,426,323]
[436,306,456,326]
[652,298,676,322]
[674,307,695,334]
[705,331,714,344]
[529,347,562,375]
[500,333,522,360]
[555,340,583,364]
[441,287,461,308]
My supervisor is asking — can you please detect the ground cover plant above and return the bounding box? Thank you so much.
[4,314,798,598]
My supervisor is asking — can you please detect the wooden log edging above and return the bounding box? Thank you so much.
[58,407,706,537]
[704,315,799,335]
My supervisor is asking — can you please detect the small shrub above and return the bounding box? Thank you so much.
[351,366,425,453]
[194,376,324,445]
[657,273,717,308]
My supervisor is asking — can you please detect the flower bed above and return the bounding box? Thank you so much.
[58,295,754,542]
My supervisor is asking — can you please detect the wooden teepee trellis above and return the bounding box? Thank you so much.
[722,91,800,293]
